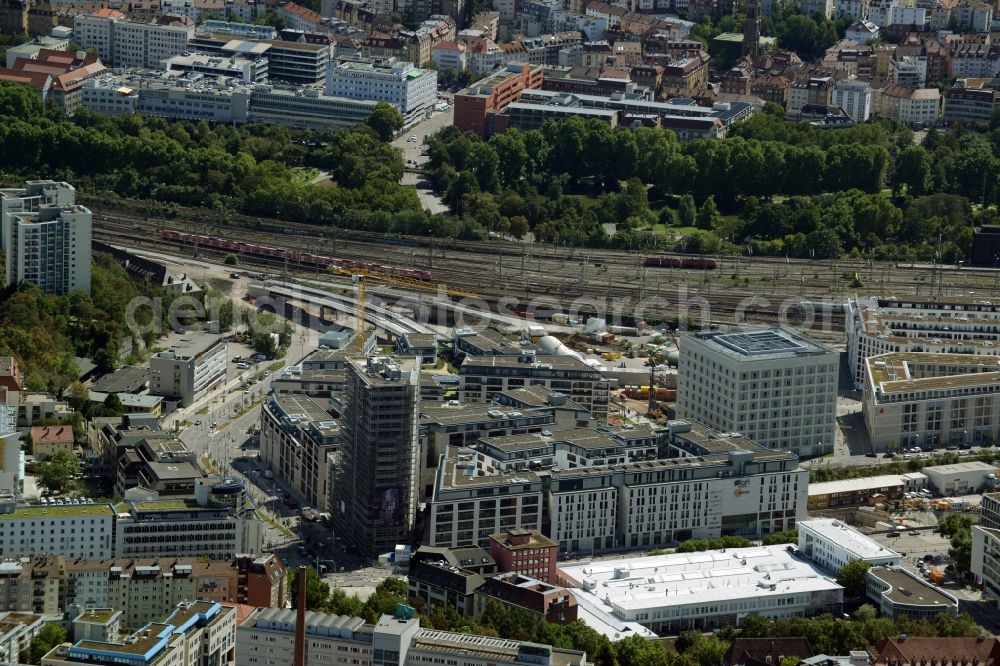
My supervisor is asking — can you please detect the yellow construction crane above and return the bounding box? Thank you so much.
[330,266,480,300]
[352,273,367,353]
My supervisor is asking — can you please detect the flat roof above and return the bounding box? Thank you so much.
[808,475,906,496]
[688,327,833,360]
[867,352,1000,394]
[271,393,336,424]
[922,461,998,475]
[0,504,114,520]
[157,333,224,359]
[461,354,597,372]
[411,629,586,666]
[799,519,901,560]
[561,546,842,616]
[868,567,957,608]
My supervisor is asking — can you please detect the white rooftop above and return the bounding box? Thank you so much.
[559,546,842,618]
[808,474,906,496]
[798,519,901,561]
[922,461,998,475]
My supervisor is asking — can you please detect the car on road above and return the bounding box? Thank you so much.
[408,135,418,142]
[888,530,901,537]
[909,529,921,536]
[883,452,894,458]
[211,421,218,429]
[237,362,250,369]
[865,452,877,458]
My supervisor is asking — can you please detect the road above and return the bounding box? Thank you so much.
[394,106,453,215]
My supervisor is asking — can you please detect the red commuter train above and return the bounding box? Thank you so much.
[644,256,718,270]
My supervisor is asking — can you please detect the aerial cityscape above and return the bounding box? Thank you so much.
[2,0,1000,661]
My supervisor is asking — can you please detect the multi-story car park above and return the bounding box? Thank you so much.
[428,419,806,554]
[676,327,838,457]
[847,296,1000,390]
[862,352,1000,450]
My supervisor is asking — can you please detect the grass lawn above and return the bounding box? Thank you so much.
[268,360,285,372]
[291,167,320,184]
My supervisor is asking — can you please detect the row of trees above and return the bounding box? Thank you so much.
[425,111,997,259]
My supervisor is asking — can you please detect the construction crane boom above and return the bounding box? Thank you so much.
[353,274,366,353]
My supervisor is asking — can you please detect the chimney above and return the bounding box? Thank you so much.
[294,566,307,666]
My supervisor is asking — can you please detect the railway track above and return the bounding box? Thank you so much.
[93,205,999,344]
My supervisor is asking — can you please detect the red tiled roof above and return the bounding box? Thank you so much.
[870,638,1000,666]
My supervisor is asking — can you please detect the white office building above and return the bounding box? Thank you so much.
[846,296,1000,389]
[325,57,437,126]
[798,519,902,573]
[0,501,114,560]
[677,328,838,457]
[862,352,1000,450]
[0,429,23,498]
[149,333,227,407]
[559,546,844,635]
[3,204,92,295]
[833,78,872,122]
[73,13,195,69]
[971,525,1000,606]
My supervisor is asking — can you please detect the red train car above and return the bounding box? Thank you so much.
[644,256,718,270]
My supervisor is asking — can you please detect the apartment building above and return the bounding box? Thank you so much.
[0,432,22,499]
[0,554,285,620]
[847,296,1000,389]
[326,57,437,127]
[260,394,340,512]
[944,78,1000,125]
[787,76,834,115]
[73,12,194,68]
[0,501,114,560]
[863,352,1000,450]
[0,181,75,252]
[798,519,902,574]
[333,356,421,557]
[833,77,872,122]
[454,62,545,137]
[460,351,610,422]
[149,333,227,407]
[236,607,586,666]
[3,203,91,295]
[677,327,838,458]
[30,425,74,461]
[42,601,236,666]
[0,612,51,665]
[452,327,541,363]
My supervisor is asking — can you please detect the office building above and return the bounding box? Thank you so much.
[863,352,1000,450]
[408,558,486,616]
[971,524,1000,606]
[0,500,114,559]
[247,86,380,131]
[162,53,268,83]
[149,333,227,407]
[430,419,806,553]
[489,528,559,584]
[452,327,540,362]
[73,13,195,69]
[333,356,420,556]
[260,394,340,512]
[677,327,838,457]
[454,62,545,137]
[460,351,610,422]
[114,493,263,560]
[115,437,201,498]
[326,57,436,127]
[797,519,902,573]
[187,32,329,84]
[3,203,91,295]
[847,296,1000,388]
[41,601,236,666]
[236,606,586,666]
[560,546,844,636]
[865,566,958,619]
[474,572,577,624]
